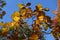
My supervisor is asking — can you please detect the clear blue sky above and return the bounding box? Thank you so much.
[0,0,57,40]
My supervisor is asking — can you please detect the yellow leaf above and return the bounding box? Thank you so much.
[36,4,43,11]
[35,20,39,24]
[20,9,26,16]
[1,28,9,33]
[0,22,5,27]
[12,11,20,18]
[11,11,20,21]
[13,16,20,22]
[38,16,44,21]
[18,4,25,9]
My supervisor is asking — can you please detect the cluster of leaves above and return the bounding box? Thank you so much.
[0,0,6,19]
[51,12,60,40]
[0,3,59,40]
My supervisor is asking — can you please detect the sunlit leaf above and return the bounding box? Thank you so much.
[36,4,43,11]
[18,4,25,9]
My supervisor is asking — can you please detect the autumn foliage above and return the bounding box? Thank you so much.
[0,2,60,40]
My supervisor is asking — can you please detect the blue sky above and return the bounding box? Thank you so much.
[0,0,57,40]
